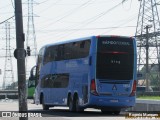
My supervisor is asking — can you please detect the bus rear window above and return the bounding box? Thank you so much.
[96,37,134,80]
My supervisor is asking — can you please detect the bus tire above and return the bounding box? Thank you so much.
[68,96,75,112]
[42,96,49,110]
[75,97,84,112]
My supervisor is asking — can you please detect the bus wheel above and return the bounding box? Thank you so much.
[42,96,49,110]
[68,96,75,112]
[75,97,84,112]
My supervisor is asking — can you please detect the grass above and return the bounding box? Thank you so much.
[137,96,160,100]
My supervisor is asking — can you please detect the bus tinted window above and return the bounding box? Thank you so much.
[96,37,134,80]
[43,40,90,64]
[41,73,69,88]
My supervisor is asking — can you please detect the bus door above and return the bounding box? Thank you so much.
[96,37,134,97]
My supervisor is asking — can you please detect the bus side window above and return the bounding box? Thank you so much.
[57,45,65,60]
[50,49,56,61]
[64,43,71,60]
[80,41,85,48]
[43,46,58,63]
[71,42,79,59]
[44,49,50,64]
[41,74,69,88]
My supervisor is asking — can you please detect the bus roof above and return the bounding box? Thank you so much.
[41,35,134,48]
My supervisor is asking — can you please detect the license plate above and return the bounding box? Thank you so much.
[110,99,118,103]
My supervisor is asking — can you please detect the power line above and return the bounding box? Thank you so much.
[102,13,138,34]
[36,0,126,39]
[39,0,94,30]
[36,0,63,14]
[44,1,124,40]
[36,25,136,44]
[0,16,14,25]
[36,26,136,33]
[35,1,138,46]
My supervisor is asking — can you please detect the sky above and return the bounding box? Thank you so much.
[0,0,154,88]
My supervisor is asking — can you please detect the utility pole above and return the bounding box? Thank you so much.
[145,25,152,91]
[14,0,28,120]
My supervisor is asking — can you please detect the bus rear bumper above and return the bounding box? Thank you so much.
[88,95,135,109]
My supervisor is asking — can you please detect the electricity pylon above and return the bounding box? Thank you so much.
[135,0,160,91]
[26,0,37,79]
[2,22,14,90]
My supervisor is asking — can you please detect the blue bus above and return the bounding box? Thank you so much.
[30,35,137,114]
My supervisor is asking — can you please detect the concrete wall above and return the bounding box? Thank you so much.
[129,99,160,111]
[0,95,18,99]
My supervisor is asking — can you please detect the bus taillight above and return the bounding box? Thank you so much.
[130,80,136,96]
[90,79,99,96]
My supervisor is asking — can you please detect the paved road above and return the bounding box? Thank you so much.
[0,99,141,120]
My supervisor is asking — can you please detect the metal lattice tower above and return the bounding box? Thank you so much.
[136,0,160,90]
[2,22,14,90]
[26,0,37,78]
